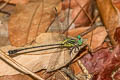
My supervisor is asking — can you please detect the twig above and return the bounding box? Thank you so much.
[72,51,88,63]
[34,0,44,42]
[77,60,92,80]
[26,1,42,44]
[0,0,10,10]
[75,0,93,23]
[58,70,69,79]
[62,2,89,34]
[61,67,78,80]
[0,49,44,80]
[80,24,98,37]
[45,8,58,32]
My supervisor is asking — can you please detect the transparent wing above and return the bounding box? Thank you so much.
[47,0,74,71]
[46,6,66,71]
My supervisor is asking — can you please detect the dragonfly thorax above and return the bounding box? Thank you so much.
[62,35,83,47]
[77,35,83,46]
[62,38,77,47]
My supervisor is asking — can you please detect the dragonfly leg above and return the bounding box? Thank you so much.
[70,46,79,57]
[74,46,79,53]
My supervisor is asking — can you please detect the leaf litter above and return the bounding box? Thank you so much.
[0,0,120,80]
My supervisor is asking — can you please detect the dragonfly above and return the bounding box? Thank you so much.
[7,0,96,72]
[8,35,86,55]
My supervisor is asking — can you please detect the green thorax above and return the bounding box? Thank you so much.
[62,38,76,47]
[62,35,83,47]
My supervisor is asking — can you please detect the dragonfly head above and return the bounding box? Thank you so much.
[77,35,83,45]
[77,35,81,39]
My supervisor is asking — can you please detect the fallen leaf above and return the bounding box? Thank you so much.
[114,27,120,44]
[0,17,10,47]
[113,68,120,80]
[96,0,120,46]
[8,0,61,47]
[0,70,54,80]
[54,71,69,80]
[67,26,107,49]
[80,48,110,74]
[70,62,83,75]
[113,0,120,10]
[0,33,80,76]
[62,0,77,9]
[81,45,120,80]
[62,0,92,27]
[4,0,29,4]
[112,1,120,45]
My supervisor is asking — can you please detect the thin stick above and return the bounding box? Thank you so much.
[0,0,10,9]
[62,67,78,80]
[89,30,93,48]
[45,7,58,32]
[75,0,93,23]
[62,2,89,34]
[66,0,71,37]
[67,0,71,28]
[45,17,56,32]
[0,49,44,80]
[80,24,98,37]
[26,2,42,44]
[34,0,44,41]
[58,70,68,80]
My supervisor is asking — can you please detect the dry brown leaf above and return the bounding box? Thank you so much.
[113,1,120,44]
[4,0,29,4]
[70,62,83,75]
[114,68,120,80]
[8,0,61,47]
[0,74,33,80]
[67,26,107,49]
[62,0,92,27]
[113,1,120,10]
[36,33,65,44]
[0,70,54,80]
[0,33,79,76]
[0,18,10,47]
[96,0,120,46]
[54,71,69,80]
[80,45,120,80]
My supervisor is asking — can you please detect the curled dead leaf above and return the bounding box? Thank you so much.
[96,0,120,46]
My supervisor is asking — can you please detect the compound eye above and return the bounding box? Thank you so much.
[77,35,81,39]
